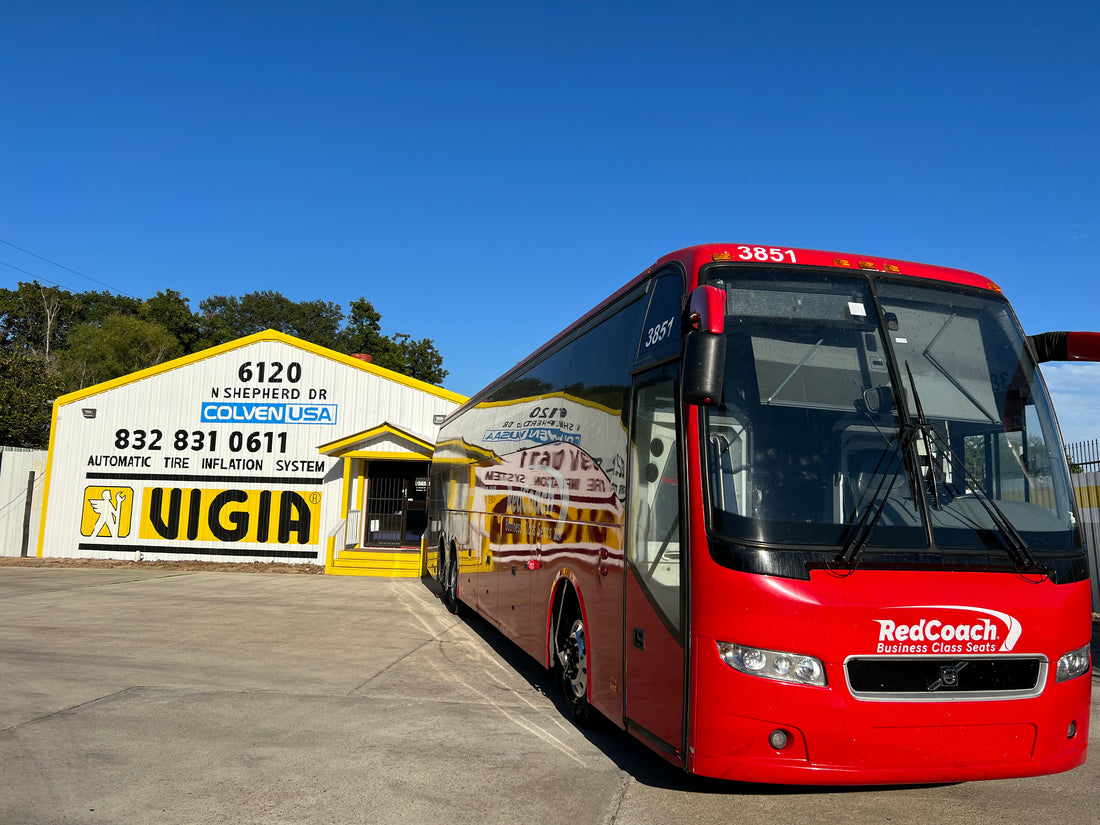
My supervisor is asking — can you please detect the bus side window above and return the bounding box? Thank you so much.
[707,415,749,518]
[630,377,682,630]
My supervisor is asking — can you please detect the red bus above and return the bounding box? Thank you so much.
[428,244,1097,784]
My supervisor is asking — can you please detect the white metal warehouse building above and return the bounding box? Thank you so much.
[36,330,465,575]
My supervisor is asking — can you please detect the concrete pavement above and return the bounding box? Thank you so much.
[1,568,1096,825]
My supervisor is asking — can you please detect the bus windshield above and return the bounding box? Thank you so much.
[701,265,1081,558]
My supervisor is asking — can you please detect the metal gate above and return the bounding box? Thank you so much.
[364,473,407,547]
[363,462,429,548]
[1069,470,1100,613]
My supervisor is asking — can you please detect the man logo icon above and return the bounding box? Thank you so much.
[81,487,134,539]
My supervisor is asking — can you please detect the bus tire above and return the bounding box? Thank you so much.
[558,614,592,727]
[441,542,460,615]
[435,538,447,585]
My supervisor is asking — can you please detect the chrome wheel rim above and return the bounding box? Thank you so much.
[563,619,587,699]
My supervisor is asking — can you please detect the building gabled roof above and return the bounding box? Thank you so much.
[317,423,435,459]
[52,329,466,406]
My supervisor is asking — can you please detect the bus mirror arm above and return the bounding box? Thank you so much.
[1028,331,1100,363]
[683,331,725,406]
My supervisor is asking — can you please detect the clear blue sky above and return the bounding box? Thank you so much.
[2,1,1098,443]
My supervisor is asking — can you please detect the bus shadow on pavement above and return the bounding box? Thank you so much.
[418,576,952,796]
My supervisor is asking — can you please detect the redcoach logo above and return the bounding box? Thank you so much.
[872,606,1022,655]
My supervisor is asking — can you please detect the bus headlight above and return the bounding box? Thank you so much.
[1056,644,1091,682]
[717,641,827,687]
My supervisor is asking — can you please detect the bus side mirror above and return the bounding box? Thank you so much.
[683,285,727,405]
[861,385,894,415]
[687,285,726,334]
[683,331,725,406]
[1028,331,1100,363]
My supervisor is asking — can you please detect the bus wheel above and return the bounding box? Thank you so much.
[442,544,460,615]
[559,616,592,726]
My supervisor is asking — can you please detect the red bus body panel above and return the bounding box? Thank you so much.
[653,244,1003,293]
[688,564,1091,783]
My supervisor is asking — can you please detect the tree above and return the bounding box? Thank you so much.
[335,298,447,384]
[382,333,448,385]
[336,298,392,360]
[0,350,64,448]
[56,315,183,390]
[284,295,343,350]
[0,282,79,356]
[142,289,201,353]
[197,291,343,349]
[0,281,448,394]
[75,290,142,326]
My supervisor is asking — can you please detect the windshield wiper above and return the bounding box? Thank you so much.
[921,312,1000,425]
[837,374,925,569]
[905,362,942,511]
[839,367,1049,576]
[764,338,824,404]
[923,425,1048,576]
[835,431,912,568]
[903,363,1048,577]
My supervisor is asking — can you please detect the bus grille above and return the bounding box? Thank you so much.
[844,657,1045,701]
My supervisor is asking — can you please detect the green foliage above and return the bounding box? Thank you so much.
[334,298,448,384]
[0,283,146,358]
[336,297,387,357]
[77,290,142,325]
[0,282,80,356]
[197,291,343,350]
[56,315,184,390]
[371,333,448,385]
[0,350,65,448]
[0,281,448,447]
[142,289,201,352]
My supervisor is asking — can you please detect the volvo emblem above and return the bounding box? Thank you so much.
[928,661,968,691]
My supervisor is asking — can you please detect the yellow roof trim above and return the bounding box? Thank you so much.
[317,422,434,457]
[52,329,468,406]
[339,450,431,460]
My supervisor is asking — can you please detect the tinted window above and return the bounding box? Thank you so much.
[635,271,685,369]
[566,294,647,414]
[488,341,573,403]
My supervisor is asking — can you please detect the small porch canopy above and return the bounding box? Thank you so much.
[318,422,435,462]
[318,423,436,575]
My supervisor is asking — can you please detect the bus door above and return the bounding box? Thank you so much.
[625,369,686,760]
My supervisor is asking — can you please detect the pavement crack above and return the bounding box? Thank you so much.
[346,625,457,695]
[0,686,146,735]
[599,773,633,825]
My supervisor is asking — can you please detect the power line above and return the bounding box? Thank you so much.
[0,238,138,299]
[0,257,66,288]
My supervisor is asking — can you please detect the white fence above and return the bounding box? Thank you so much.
[0,449,48,557]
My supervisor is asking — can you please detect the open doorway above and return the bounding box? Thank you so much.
[363,460,429,548]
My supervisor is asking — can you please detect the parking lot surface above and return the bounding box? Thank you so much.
[1,568,1097,825]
